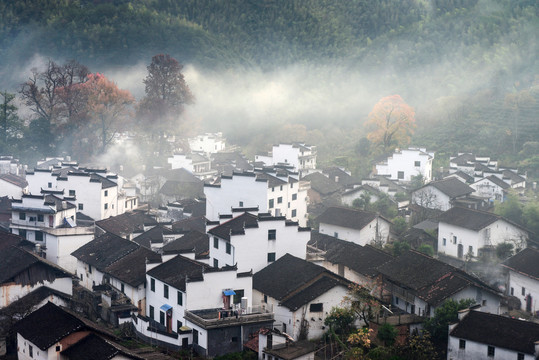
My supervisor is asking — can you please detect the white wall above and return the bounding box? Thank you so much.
[470,179,504,203]
[376,149,433,182]
[508,271,538,313]
[76,260,105,290]
[44,228,94,273]
[0,180,24,198]
[447,335,533,360]
[0,276,72,308]
[319,218,391,247]
[412,186,451,210]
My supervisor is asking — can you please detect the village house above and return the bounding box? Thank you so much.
[26,164,137,221]
[0,245,73,308]
[301,172,341,205]
[14,302,145,360]
[0,155,24,175]
[167,152,217,180]
[10,194,77,243]
[252,254,350,341]
[0,173,28,198]
[94,210,158,239]
[316,206,393,247]
[361,175,408,199]
[161,229,210,263]
[157,168,205,205]
[502,247,539,314]
[255,143,317,176]
[376,250,502,317]
[246,328,317,360]
[188,132,227,155]
[375,147,434,183]
[307,231,393,285]
[341,184,384,208]
[210,150,253,176]
[205,170,309,226]
[208,211,310,273]
[437,207,529,260]
[131,224,185,253]
[470,175,511,203]
[411,177,475,211]
[447,307,539,360]
[137,254,271,357]
[41,226,95,274]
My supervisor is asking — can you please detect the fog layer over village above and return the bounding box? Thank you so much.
[0,0,538,359]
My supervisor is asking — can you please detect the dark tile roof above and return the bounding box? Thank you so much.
[316,206,382,231]
[95,211,157,237]
[255,172,288,188]
[171,216,206,233]
[162,230,209,257]
[147,255,209,291]
[208,213,259,241]
[437,207,516,232]
[377,250,499,306]
[14,302,84,350]
[44,194,77,211]
[323,167,359,186]
[0,173,27,188]
[89,173,117,189]
[302,172,341,196]
[450,153,475,166]
[502,169,526,185]
[253,254,349,310]
[265,340,317,359]
[105,247,161,287]
[309,231,393,277]
[161,167,203,183]
[422,177,474,198]
[159,179,204,198]
[132,225,173,248]
[0,231,25,251]
[502,247,539,280]
[61,333,144,360]
[71,232,139,270]
[0,246,71,285]
[342,184,382,197]
[0,286,72,318]
[483,175,510,189]
[450,171,474,184]
[450,310,539,355]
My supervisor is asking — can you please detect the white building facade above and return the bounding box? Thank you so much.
[375,148,434,183]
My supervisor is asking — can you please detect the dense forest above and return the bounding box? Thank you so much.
[0,0,537,177]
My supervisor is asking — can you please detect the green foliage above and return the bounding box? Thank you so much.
[417,244,434,257]
[371,193,398,219]
[496,242,514,260]
[423,299,475,345]
[353,193,372,211]
[325,307,356,336]
[392,217,408,235]
[522,200,539,240]
[387,241,411,257]
[397,331,438,360]
[377,323,398,347]
[494,192,523,225]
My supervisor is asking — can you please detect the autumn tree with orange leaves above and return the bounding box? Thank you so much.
[84,73,134,153]
[365,95,416,155]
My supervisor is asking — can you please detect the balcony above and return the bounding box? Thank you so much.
[184,304,273,330]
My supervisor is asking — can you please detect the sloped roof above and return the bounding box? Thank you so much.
[159,179,204,198]
[377,250,499,306]
[0,246,72,285]
[132,224,175,248]
[502,247,539,280]
[147,255,209,291]
[482,175,511,189]
[171,216,206,233]
[323,167,358,186]
[61,332,144,360]
[316,206,383,231]
[437,207,520,232]
[0,173,27,188]
[71,232,139,270]
[450,153,475,166]
[309,231,392,277]
[89,173,117,189]
[161,167,202,182]
[162,230,209,257]
[302,172,341,196]
[342,184,381,197]
[208,212,259,241]
[255,172,288,188]
[421,177,474,198]
[105,247,161,287]
[502,169,526,185]
[450,171,474,184]
[253,254,349,310]
[450,310,539,355]
[95,211,157,237]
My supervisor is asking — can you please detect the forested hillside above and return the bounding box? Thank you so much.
[0,0,537,175]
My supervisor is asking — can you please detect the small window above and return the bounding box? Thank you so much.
[226,242,231,254]
[468,246,473,255]
[177,320,183,331]
[488,346,495,357]
[291,209,297,217]
[268,229,276,240]
[453,236,457,244]
[233,289,244,304]
[264,295,268,303]
[55,345,61,352]
[292,193,297,200]
[88,264,92,274]
[104,190,108,197]
[231,336,238,342]
[522,287,526,296]
[269,199,274,208]
[164,284,169,298]
[150,278,155,292]
[239,201,243,207]
[104,203,108,210]
[37,214,44,222]
[35,231,43,242]
[177,291,183,306]
[459,339,466,349]
[121,283,125,293]
[510,287,514,296]
[48,182,52,188]
[518,353,525,360]
[69,190,75,196]
[290,183,294,188]
[29,345,33,357]
[80,273,83,281]
[334,232,338,238]
[213,237,219,249]
[410,304,415,314]
[160,311,165,325]
[214,258,219,268]
[125,201,128,207]
[309,303,323,312]
[78,203,84,210]
[272,187,275,192]
[443,238,447,246]
[149,305,154,319]
[267,252,276,262]
[482,299,487,306]
[19,212,26,220]
[280,185,283,191]
[397,171,404,179]
[414,161,421,167]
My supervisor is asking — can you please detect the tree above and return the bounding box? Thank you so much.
[365,95,416,155]
[0,91,22,153]
[392,216,408,235]
[353,193,372,210]
[496,242,514,260]
[344,283,381,328]
[377,323,398,347]
[83,73,134,154]
[138,54,194,138]
[423,298,475,346]
[417,244,434,257]
[494,192,523,225]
